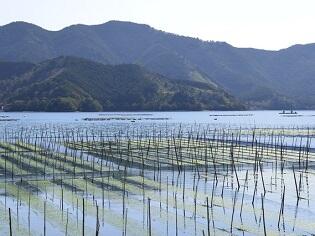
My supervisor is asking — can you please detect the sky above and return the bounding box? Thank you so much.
[1,0,315,50]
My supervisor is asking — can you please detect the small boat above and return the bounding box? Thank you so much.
[279,107,298,115]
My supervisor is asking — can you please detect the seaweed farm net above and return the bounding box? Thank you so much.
[0,124,314,235]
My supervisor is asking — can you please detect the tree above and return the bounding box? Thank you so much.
[79,98,103,112]
[46,97,78,112]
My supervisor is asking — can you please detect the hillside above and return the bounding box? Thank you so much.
[1,21,315,109]
[0,60,35,79]
[0,57,244,112]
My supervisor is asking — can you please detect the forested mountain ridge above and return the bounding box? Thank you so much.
[0,57,244,111]
[1,21,315,108]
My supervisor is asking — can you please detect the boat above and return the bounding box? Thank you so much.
[279,107,298,115]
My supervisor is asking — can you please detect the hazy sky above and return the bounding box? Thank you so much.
[1,0,315,50]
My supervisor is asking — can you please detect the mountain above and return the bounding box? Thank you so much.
[0,60,35,79]
[0,57,244,112]
[0,21,314,109]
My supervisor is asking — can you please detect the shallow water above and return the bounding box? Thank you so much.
[0,111,315,235]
